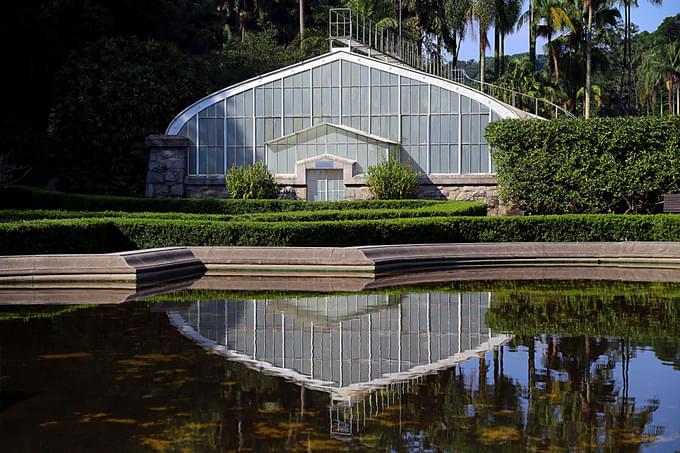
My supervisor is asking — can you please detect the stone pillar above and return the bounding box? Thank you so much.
[145,134,190,198]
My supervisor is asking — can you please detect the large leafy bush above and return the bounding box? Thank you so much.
[48,37,210,196]
[367,159,420,199]
[486,116,680,214]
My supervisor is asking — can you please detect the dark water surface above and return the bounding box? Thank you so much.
[1,282,680,452]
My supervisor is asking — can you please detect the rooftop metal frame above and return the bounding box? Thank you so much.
[329,8,575,119]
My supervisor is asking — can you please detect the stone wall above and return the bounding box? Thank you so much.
[184,176,228,198]
[145,135,189,198]
[418,184,505,215]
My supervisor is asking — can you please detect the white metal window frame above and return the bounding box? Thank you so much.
[167,50,519,135]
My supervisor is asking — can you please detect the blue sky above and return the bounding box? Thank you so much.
[456,2,680,61]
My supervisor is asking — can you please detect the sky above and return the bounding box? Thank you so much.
[456,2,680,62]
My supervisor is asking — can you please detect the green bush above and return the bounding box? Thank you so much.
[367,159,420,199]
[226,162,279,199]
[3,214,680,255]
[48,37,211,196]
[0,185,446,214]
[486,116,680,214]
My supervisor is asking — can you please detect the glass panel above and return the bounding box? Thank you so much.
[264,90,273,116]
[244,90,253,117]
[198,146,208,174]
[273,87,282,116]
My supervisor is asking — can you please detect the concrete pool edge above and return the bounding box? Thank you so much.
[3,242,680,284]
[189,242,680,275]
[0,247,206,286]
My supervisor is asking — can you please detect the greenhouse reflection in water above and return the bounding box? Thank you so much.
[1,282,680,452]
[167,292,510,436]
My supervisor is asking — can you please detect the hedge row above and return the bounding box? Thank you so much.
[0,201,486,223]
[2,214,680,255]
[486,116,680,214]
[0,186,443,214]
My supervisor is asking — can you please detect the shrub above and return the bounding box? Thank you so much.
[226,163,279,199]
[367,159,420,199]
[486,116,680,214]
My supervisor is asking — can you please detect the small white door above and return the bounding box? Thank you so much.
[307,169,345,201]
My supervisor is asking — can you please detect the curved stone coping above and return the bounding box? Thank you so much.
[0,247,205,286]
[4,242,680,297]
[190,242,680,276]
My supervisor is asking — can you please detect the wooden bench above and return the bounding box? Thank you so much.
[664,194,680,213]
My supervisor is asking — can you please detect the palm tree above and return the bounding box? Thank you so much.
[347,0,399,28]
[555,0,618,116]
[583,0,594,118]
[533,0,574,80]
[618,0,663,111]
[518,0,539,68]
[445,0,472,67]
[640,42,680,114]
[494,0,523,76]
[472,0,496,86]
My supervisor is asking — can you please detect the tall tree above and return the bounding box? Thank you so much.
[472,0,496,86]
[299,0,305,43]
[618,0,663,112]
[444,0,472,67]
[534,0,574,80]
[494,0,523,76]
[640,42,680,114]
[518,0,539,68]
[584,0,594,118]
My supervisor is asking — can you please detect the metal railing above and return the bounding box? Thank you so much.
[329,8,575,119]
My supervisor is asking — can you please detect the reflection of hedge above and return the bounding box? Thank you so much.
[486,288,680,342]
[145,281,680,303]
[4,213,680,254]
[486,116,680,214]
[0,305,94,322]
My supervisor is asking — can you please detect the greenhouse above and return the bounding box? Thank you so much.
[159,48,524,201]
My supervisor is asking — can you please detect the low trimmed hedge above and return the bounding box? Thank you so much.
[0,185,443,214]
[2,214,680,255]
[0,201,486,224]
[486,116,680,214]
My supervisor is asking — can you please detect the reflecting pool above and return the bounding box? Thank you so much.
[1,281,679,452]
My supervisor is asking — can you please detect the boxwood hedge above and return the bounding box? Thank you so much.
[486,116,680,214]
[0,201,486,224]
[2,214,680,255]
[0,185,444,214]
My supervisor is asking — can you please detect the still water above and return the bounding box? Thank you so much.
[1,281,679,452]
